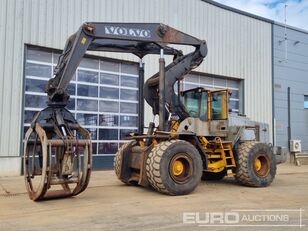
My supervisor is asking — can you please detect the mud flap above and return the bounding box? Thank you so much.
[119,142,136,183]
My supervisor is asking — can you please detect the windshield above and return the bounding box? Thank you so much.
[183,90,208,121]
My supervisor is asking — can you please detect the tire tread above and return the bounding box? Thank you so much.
[235,141,276,187]
[146,140,179,194]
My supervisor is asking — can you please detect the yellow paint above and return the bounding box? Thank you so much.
[207,89,229,120]
[206,139,236,172]
[255,158,261,171]
[207,160,225,172]
[170,120,180,133]
[199,136,209,147]
[81,37,87,44]
[172,160,184,176]
[221,91,228,119]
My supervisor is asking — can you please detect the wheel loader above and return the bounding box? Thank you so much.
[115,86,285,195]
[23,22,286,200]
[113,27,287,195]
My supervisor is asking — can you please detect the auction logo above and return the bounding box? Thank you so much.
[183,209,305,228]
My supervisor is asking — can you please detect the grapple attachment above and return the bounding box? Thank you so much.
[23,106,92,201]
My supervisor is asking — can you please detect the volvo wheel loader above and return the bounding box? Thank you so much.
[113,28,287,195]
[23,22,286,201]
[23,22,208,200]
[115,86,284,195]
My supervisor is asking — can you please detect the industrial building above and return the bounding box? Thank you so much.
[273,23,308,150]
[0,0,307,175]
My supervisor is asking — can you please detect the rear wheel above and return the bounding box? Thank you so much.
[146,140,202,195]
[234,141,276,187]
[202,169,226,181]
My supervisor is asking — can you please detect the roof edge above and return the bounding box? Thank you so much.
[202,0,308,35]
[201,0,274,23]
[274,22,308,35]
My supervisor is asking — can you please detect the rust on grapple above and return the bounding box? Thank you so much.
[23,107,92,201]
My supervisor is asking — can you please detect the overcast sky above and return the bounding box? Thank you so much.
[214,0,308,31]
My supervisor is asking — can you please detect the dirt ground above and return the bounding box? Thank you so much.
[0,163,307,231]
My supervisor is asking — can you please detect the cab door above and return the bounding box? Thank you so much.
[209,90,229,120]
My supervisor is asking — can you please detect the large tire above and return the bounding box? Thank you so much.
[235,141,276,187]
[145,139,203,195]
[202,169,226,181]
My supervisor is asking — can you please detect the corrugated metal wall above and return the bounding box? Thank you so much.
[0,0,272,173]
[273,24,308,150]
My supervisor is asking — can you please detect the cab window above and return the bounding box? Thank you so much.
[211,91,228,120]
[183,90,208,121]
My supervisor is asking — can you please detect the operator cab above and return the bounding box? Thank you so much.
[182,87,229,121]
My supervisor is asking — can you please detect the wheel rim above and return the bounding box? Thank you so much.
[254,154,270,177]
[169,153,193,184]
[172,160,184,176]
[255,159,261,171]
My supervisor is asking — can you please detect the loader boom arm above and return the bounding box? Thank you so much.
[46,22,207,127]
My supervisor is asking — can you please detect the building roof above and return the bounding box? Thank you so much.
[202,0,308,35]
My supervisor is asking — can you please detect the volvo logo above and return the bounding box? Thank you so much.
[105,26,151,38]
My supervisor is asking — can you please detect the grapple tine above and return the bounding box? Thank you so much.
[23,107,92,201]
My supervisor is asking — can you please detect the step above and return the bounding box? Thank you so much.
[208,155,222,158]
[226,165,236,168]
[209,140,232,144]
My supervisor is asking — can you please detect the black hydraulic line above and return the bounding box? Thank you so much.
[159,50,167,131]
[138,60,145,134]
[144,42,207,123]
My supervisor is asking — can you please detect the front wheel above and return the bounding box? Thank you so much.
[234,141,276,187]
[145,140,203,195]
